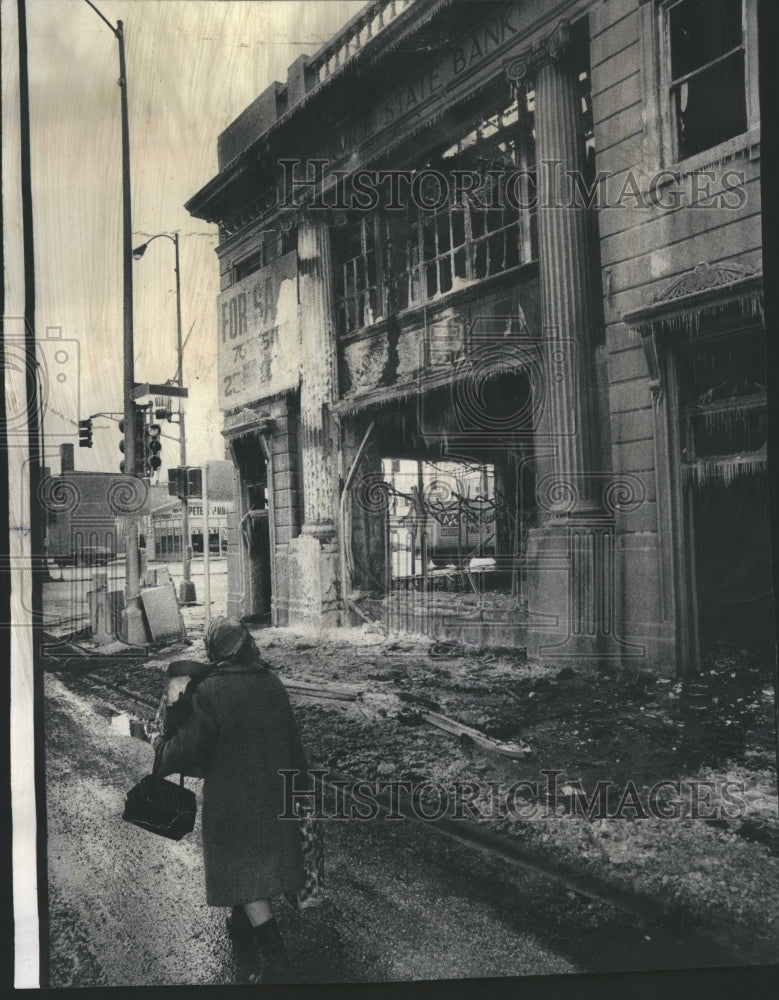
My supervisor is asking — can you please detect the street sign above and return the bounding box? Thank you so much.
[132,382,189,400]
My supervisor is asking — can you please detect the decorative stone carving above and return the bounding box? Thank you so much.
[503,17,573,86]
[653,261,756,303]
[546,19,572,63]
[505,56,529,84]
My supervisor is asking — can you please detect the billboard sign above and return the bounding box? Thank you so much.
[217,250,299,410]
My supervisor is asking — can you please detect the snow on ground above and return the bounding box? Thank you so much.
[46,616,779,965]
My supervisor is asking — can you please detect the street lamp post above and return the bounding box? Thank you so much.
[132,232,196,604]
[84,0,145,643]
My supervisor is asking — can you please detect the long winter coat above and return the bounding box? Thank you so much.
[156,662,309,906]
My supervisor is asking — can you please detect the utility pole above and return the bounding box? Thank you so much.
[203,463,211,624]
[85,2,144,641]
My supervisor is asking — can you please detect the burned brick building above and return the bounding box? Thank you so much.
[186,0,767,675]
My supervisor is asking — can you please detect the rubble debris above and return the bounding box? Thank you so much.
[396,691,441,711]
[428,640,464,659]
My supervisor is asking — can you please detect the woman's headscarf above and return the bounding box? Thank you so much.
[204,616,267,670]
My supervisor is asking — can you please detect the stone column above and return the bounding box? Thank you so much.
[533,22,599,509]
[514,21,626,662]
[298,217,339,532]
[287,216,341,626]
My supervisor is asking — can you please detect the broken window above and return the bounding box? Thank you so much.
[334,216,381,335]
[333,91,538,336]
[382,459,498,582]
[666,0,748,161]
[232,228,296,284]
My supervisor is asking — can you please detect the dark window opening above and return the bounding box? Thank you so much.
[334,217,381,335]
[233,227,296,284]
[234,251,262,282]
[668,0,747,160]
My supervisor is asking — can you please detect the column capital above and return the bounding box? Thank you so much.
[504,17,574,87]
[279,204,349,236]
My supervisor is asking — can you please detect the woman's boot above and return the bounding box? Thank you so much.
[249,918,294,984]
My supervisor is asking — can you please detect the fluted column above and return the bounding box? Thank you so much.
[298,217,339,533]
[534,27,599,511]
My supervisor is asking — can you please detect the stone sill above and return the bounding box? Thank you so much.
[656,126,761,186]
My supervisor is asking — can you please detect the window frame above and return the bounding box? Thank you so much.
[333,93,540,338]
[231,228,295,285]
[655,0,760,172]
[335,215,382,335]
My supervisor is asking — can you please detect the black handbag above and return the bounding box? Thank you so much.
[122,758,197,841]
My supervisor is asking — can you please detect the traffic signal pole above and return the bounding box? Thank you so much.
[117,19,145,644]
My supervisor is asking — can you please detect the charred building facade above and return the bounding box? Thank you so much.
[186,0,767,674]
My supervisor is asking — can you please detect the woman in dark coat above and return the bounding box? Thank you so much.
[154,616,310,983]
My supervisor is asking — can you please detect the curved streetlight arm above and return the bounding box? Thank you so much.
[131,231,176,258]
[84,0,117,35]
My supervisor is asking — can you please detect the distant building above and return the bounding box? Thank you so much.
[186,0,766,675]
[43,444,126,566]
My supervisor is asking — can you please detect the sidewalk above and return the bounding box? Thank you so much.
[62,622,779,966]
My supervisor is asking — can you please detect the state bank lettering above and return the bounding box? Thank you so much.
[322,3,523,161]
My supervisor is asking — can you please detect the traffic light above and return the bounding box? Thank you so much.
[167,466,202,498]
[146,423,162,471]
[78,418,93,448]
[187,467,203,498]
[119,403,147,475]
[168,467,186,498]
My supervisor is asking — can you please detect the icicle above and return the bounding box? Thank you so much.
[683,445,767,489]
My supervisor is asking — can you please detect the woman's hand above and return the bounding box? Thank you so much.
[151,733,166,753]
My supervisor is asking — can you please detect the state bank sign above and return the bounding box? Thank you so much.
[217,250,299,410]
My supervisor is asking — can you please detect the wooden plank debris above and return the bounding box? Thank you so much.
[282,679,531,759]
[417,710,532,759]
[284,680,360,702]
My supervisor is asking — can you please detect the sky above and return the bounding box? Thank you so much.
[23,0,365,474]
